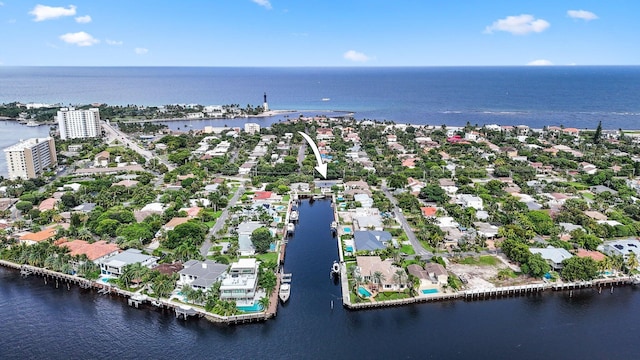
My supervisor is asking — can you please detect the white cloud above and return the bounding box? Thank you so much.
[0,2,5,7]
[30,4,77,22]
[343,50,371,62]
[527,59,553,66]
[75,15,92,23]
[567,10,598,21]
[59,31,99,46]
[484,14,550,35]
[135,47,149,55]
[252,0,272,10]
[106,39,123,46]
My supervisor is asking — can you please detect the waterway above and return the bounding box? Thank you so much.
[2,199,640,359]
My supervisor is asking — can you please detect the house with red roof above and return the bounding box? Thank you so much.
[19,227,57,245]
[39,198,59,212]
[60,240,120,262]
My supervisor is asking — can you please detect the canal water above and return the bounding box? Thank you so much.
[1,199,640,359]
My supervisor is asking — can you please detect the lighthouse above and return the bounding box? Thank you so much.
[263,92,269,112]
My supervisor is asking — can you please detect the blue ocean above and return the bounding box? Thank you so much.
[1,66,639,129]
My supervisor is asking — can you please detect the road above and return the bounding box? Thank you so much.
[199,185,245,257]
[101,121,174,172]
[380,181,432,258]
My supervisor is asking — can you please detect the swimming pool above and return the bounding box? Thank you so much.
[237,303,264,312]
[358,286,372,297]
[343,227,352,233]
[421,289,439,294]
[99,277,112,284]
[275,205,285,211]
[345,245,354,252]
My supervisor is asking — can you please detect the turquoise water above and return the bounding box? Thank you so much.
[345,246,354,252]
[358,286,372,297]
[343,227,352,233]
[275,205,285,211]
[99,277,111,284]
[269,243,276,251]
[422,289,439,294]
[274,216,282,222]
[237,303,264,312]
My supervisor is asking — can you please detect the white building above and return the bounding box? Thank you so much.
[600,239,640,260]
[457,194,484,210]
[244,123,260,135]
[99,249,158,277]
[219,258,259,305]
[4,137,57,180]
[57,107,101,140]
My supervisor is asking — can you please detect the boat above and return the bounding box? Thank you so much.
[330,221,337,231]
[289,210,299,222]
[25,121,40,127]
[279,283,291,303]
[312,194,325,200]
[287,223,295,235]
[331,261,341,277]
[321,98,331,101]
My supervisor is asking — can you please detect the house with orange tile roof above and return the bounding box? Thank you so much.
[60,240,120,262]
[179,206,202,218]
[421,207,438,217]
[19,227,57,245]
[253,191,273,201]
[94,150,110,167]
[575,249,606,262]
[38,198,59,212]
[402,157,417,168]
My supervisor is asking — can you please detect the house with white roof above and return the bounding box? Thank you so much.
[457,194,484,210]
[529,246,573,270]
[99,249,158,276]
[600,239,640,260]
[219,258,259,305]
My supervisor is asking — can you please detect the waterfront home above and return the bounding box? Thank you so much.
[352,208,383,231]
[99,249,158,277]
[353,230,393,252]
[356,256,407,292]
[600,239,640,260]
[529,246,573,270]
[60,240,120,262]
[424,263,449,285]
[219,258,259,305]
[353,193,373,208]
[575,249,606,262]
[178,260,228,291]
[19,227,57,245]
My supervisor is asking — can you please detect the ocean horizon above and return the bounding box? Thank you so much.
[2,66,639,129]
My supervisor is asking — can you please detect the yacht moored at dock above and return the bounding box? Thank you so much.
[287,223,295,235]
[331,261,341,278]
[279,283,291,303]
[289,210,299,222]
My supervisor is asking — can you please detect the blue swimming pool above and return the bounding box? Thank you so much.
[237,303,265,312]
[343,227,352,233]
[345,245,354,252]
[421,289,439,294]
[358,286,372,297]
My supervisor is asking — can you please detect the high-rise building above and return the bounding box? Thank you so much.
[3,137,58,180]
[244,123,261,135]
[57,107,101,140]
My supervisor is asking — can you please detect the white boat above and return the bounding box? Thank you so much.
[287,223,295,234]
[312,195,325,200]
[331,261,341,277]
[321,98,331,101]
[25,121,40,127]
[290,210,299,222]
[330,221,337,231]
[279,283,291,303]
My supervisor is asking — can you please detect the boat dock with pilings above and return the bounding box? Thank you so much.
[0,259,275,325]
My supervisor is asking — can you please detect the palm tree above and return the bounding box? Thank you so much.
[372,271,385,292]
[258,296,270,312]
[626,253,639,274]
[394,269,407,293]
[151,275,175,299]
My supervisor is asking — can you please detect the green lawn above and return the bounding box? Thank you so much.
[283,194,290,202]
[400,244,415,255]
[582,192,595,200]
[375,291,411,301]
[256,252,278,263]
[459,255,499,266]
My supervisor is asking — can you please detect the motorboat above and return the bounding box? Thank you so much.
[279,283,291,303]
[287,223,295,235]
[290,210,299,222]
[331,261,341,277]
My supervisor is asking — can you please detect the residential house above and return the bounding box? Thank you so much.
[219,258,259,305]
[421,207,438,218]
[438,178,458,195]
[600,239,640,260]
[99,249,158,276]
[424,263,448,285]
[579,162,598,175]
[353,230,393,252]
[39,198,59,212]
[457,194,484,210]
[474,222,499,238]
[94,151,110,167]
[575,249,606,262]
[237,221,264,256]
[60,240,120,262]
[19,227,57,245]
[163,217,190,232]
[529,246,573,270]
[178,260,228,291]
[352,208,383,231]
[356,256,408,292]
[353,193,373,208]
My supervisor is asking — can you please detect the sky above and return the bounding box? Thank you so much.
[0,0,638,66]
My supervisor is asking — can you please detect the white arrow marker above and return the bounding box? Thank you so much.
[298,131,328,179]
